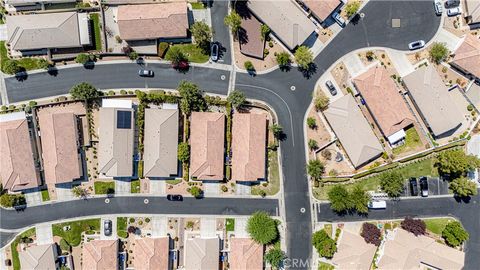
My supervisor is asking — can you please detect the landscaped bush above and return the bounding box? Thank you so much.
[401,217,426,236]
[442,221,469,247]
[158,42,169,58]
[360,223,381,246]
[246,211,278,245]
[312,229,337,258]
[59,239,71,252]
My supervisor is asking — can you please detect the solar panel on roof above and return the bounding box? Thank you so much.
[117,110,132,129]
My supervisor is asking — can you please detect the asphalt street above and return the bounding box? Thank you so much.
[209,0,232,64]
[317,195,480,269]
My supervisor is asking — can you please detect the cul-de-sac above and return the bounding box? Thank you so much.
[0,0,479,269]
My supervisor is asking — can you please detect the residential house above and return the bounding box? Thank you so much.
[231,113,267,182]
[247,0,317,50]
[38,112,82,185]
[0,112,40,192]
[323,95,383,168]
[403,65,465,138]
[82,239,119,270]
[143,107,179,178]
[6,12,91,56]
[301,0,346,24]
[133,237,170,270]
[377,228,465,270]
[353,65,415,145]
[451,34,480,82]
[184,237,220,270]
[331,230,376,270]
[229,237,264,270]
[98,99,134,178]
[462,0,480,26]
[236,1,265,59]
[189,112,225,181]
[4,0,77,12]
[19,244,58,270]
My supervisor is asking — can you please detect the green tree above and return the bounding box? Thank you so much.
[38,59,52,70]
[244,60,255,71]
[307,159,324,180]
[270,124,283,139]
[129,51,138,60]
[314,92,330,111]
[177,81,207,115]
[264,248,285,269]
[312,230,329,248]
[178,142,190,163]
[166,46,188,66]
[312,229,337,258]
[435,150,480,177]
[294,46,313,69]
[261,24,270,40]
[72,186,89,198]
[75,53,90,65]
[442,221,469,247]
[275,52,291,67]
[379,171,404,197]
[227,90,246,109]
[307,117,316,129]
[0,194,25,208]
[308,139,318,151]
[246,211,278,245]
[224,10,242,35]
[429,42,449,64]
[189,186,203,198]
[69,82,100,100]
[350,185,370,214]
[327,185,352,213]
[3,60,22,75]
[191,21,213,50]
[345,1,361,17]
[449,177,478,197]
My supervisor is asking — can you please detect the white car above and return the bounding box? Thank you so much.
[434,0,443,15]
[408,40,426,50]
[332,12,346,27]
[447,7,461,16]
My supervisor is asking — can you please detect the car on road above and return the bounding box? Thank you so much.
[420,177,429,197]
[104,220,112,236]
[210,43,219,62]
[325,80,338,95]
[368,200,387,209]
[172,60,189,70]
[167,194,183,201]
[409,177,419,196]
[408,40,426,50]
[447,7,461,16]
[332,12,346,27]
[138,69,154,77]
[434,0,443,15]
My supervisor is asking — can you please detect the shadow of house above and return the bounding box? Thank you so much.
[236,1,264,59]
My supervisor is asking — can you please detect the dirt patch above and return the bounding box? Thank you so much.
[306,107,332,160]
[330,61,351,94]
[443,16,469,37]
[358,50,393,68]
[434,63,469,88]
[318,28,334,44]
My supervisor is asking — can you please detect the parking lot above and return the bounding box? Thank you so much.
[402,177,450,197]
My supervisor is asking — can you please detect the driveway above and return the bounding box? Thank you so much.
[100,216,116,240]
[0,25,7,41]
[151,216,168,237]
[403,177,450,197]
[35,223,53,245]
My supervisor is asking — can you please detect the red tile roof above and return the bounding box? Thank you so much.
[452,34,480,79]
[229,238,263,270]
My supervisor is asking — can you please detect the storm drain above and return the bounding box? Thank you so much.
[392,19,401,28]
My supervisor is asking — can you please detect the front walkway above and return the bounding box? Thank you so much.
[35,224,53,245]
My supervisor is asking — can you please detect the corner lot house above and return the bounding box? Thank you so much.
[353,65,415,145]
[82,239,119,270]
[377,229,464,270]
[190,112,225,181]
[0,112,40,192]
[231,113,267,182]
[229,237,264,270]
[403,65,465,138]
[6,12,91,56]
[324,95,383,168]
[184,237,220,270]
[19,244,58,270]
[301,0,345,24]
[98,99,134,178]
[331,230,376,270]
[451,34,480,81]
[38,112,82,185]
[462,0,480,26]
[247,0,317,50]
[143,107,179,178]
[133,237,170,269]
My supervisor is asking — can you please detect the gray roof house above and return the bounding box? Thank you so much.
[6,12,91,53]
[403,65,464,138]
[324,95,383,168]
[98,99,134,177]
[4,0,76,12]
[19,244,58,270]
[247,0,317,50]
[143,107,179,178]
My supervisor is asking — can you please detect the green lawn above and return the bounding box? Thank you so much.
[90,13,102,51]
[424,218,456,235]
[226,218,235,232]
[117,217,128,238]
[190,2,205,9]
[392,127,423,155]
[318,262,335,270]
[0,41,46,72]
[252,150,280,196]
[166,44,209,63]
[0,41,8,71]
[130,180,140,193]
[52,219,100,247]
[41,189,50,201]
[11,228,36,270]
[166,179,182,185]
[94,181,115,194]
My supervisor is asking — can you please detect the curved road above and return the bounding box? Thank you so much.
[1,1,442,268]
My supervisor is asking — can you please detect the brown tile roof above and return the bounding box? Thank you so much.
[237,2,265,59]
[353,65,415,137]
[0,113,40,192]
[332,230,376,270]
[303,0,342,21]
[452,34,480,79]
[189,112,225,180]
[38,112,81,185]
[133,237,169,270]
[117,2,188,41]
[19,244,58,270]
[229,238,263,270]
[231,113,266,181]
[82,239,118,270]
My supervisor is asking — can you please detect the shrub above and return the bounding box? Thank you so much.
[467,104,474,112]
[312,229,337,258]
[294,46,313,69]
[59,239,71,251]
[246,211,278,245]
[435,150,480,177]
[128,226,136,233]
[314,92,330,111]
[442,221,469,247]
[366,51,374,60]
[361,223,382,246]
[244,61,255,71]
[75,53,90,65]
[189,186,203,198]
[429,42,449,64]
[307,159,324,180]
[321,150,332,160]
[307,117,316,129]
[264,248,285,269]
[275,52,291,67]
[345,1,361,17]
[178,142,190,163]
[158,42,169,58]
[401,217,426,236]
[308,139,318,151]
[227,90,246,109]
[379,171,404,197]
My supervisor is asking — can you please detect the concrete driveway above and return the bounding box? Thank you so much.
[35,224,53,245]
[0,25,7,41]
[100,216,116,240]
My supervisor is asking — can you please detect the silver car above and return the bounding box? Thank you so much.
[332,12,345,27]
[138,69,154,77]
[434,0,443,15]
[408,40,425,50]
[447,7,461,16]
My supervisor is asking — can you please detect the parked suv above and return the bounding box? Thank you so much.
[434,0,443,15]
[332,12,345,27]
[325,80,338,96]
[409,177,419,196]
[104,220,112,236]
[419,177,429,197]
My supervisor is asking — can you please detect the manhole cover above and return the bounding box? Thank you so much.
[105,198,110,204]
[144,199,149,204]
[392,19,401,28]
[300,207,306,213]
[360,13,365,18]
[290,85,296,91]
[220,75,226,80]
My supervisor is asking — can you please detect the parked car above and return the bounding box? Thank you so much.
[104,220,112,236]
[419,177,429,197]
[445,0,460,8]
[172,60,189,70]
[138,69,154,77]
[325,80,338,95]
[447,7,461,16]
[408,40,426,50]
[167,194,183,201]
[332,12,346,27]
[409,177,419,196]
[210,43,219,62]
[368,200,387,209]
[434,0,443,15]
